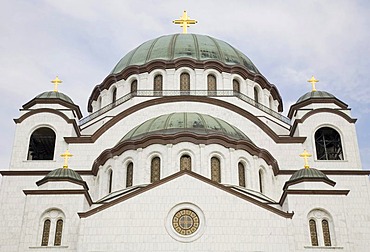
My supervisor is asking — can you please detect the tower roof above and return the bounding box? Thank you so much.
[111,33,260,74]
[35,91,75,104]
[283,168,336,190]
[296,91,335,103]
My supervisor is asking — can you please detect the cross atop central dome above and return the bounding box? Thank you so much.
[111,33,260,75]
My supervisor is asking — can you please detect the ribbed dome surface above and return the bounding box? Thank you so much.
[111,33,260,74]
[120,112,251,142]
[289,168,329,182]
[45,168,83,181]
[36,91,74,104]
[296,91,335,103]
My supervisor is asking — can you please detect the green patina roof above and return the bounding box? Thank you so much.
[111,33,260,74]
[289,168,329,182]
[120,112,251,143]
[36,91,74,104]
[45,168,83,181]
[296,91,335,103]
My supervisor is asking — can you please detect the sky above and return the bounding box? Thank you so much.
[1,0,369,171]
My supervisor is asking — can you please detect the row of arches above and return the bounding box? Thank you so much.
[105,155,266,195]
[105,73,267,108]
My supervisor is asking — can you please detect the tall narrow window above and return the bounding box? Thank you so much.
[131,80,137,94]
[322,220,331,246]
[98,96,102,110]
[233,79,240,93]
[154,74,163,95]
[211,157,221,183]
[180,155,191,171]
[254,87,259,103]
[269,96,273,109]
[112,87,117,104]
[207,74,217,95]
[151,157,160,183]
[258,170,263,193]
[180,73,190,93]
[309,219,319,246]
[28,127,56,160]
[108,170,113,193]
[41,219,51,246]
[315,127,343,160]
[126,162,133,187]
[54,219,63,246]
[238,162,246,187]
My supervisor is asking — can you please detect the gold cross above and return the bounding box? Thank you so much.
[51,76,62,92]
[299,149,312,169]
[307,76,319,92]
[61,150,73,169]
[173,11,197,34]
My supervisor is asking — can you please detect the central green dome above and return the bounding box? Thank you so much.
[112,33,260,74]
[120,112,251,142]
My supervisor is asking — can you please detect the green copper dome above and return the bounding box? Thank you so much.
[45,168,83,181]
[289,168,329,181]
[120,112,251,142]
[36,91,74,104]
[296,91,335,103]
[111,33,260,74]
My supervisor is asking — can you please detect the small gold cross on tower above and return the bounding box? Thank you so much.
[307,76,319,92]
[173,11,197,34]
[51,76,62,92]
[299,149,312,169]
[61,150,73,169]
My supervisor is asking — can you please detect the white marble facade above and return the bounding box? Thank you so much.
[1,33,370,252]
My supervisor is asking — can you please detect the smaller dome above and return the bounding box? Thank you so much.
[120,112,251,143]
[289,168,329,182]
[45,168,83,181]
[283,168,336,190]
[296,91,335,103]
[36,91,75,104]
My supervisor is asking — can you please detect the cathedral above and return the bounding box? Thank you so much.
[1,12,370,252]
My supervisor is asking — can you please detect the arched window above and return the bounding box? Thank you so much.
[39,209,64,247]
[180,73,190,93]
[131,80,137,94]
[151,157,160,183]
[308,209,334,247]
[112,87,117,104]
[154,74,163,95]
[126,162,133,187]
[238,162,246,187]
[97,96,102,110]
[211,157,221,183]
[254,86,259,103]
[108,170,113,193]
[207,74,217,95]
[315,127,343,160]
[27,127,56,160]
[322,220,331,246]
[309,219,318,246]
[41,219,51,246]
[233,79,240,93]
[54,219,63,246]
[258,170,263,193]
[180,155,191,171]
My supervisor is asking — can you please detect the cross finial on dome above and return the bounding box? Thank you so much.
[51,76,62,92]
[61,149,73,169]
[299,149,312,169]
[173,11,197,34]
[307,76,319,92]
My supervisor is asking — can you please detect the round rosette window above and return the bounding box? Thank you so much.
[165,203,205,242]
